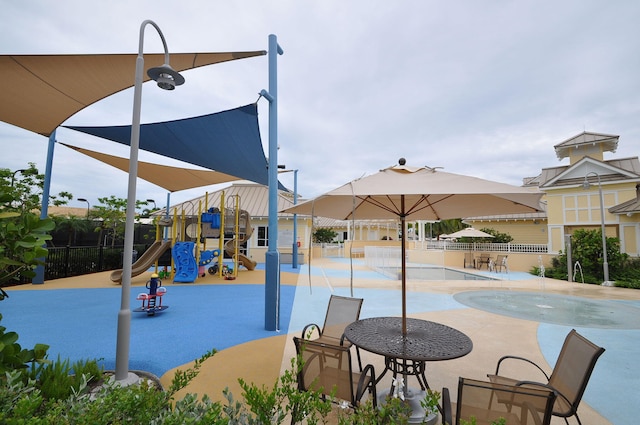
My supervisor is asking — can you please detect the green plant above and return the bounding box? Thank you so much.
[420,388,441,417]
[337,395,412,424]
[313,228,338,243]
[0,313,50,376]
[240,354,332,424]
[460,416,507,425]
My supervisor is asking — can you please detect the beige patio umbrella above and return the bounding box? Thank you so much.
[283,158,543,335]
[446,227,494,239]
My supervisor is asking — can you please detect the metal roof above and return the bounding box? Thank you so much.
[553,131,619,160]
[159,181,295,218]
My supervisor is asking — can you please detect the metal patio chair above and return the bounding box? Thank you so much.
[292,336,376,419]
[488,329,605,425]
[494,254,508,272]
[302,295,363,368]
[443,377,556,425]
[464,252,476,268]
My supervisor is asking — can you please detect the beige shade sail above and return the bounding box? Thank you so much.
[60,143,241,192]
[0,51,266,137]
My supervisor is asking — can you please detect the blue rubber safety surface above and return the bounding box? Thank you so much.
[1,284,296,378]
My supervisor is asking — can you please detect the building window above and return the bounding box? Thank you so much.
[257,226,268,247]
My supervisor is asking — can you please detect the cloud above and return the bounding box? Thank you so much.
[1,0,639,207]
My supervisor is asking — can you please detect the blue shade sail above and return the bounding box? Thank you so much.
[65,103,274,187]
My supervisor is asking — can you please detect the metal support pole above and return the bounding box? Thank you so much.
[292,169,298,268]
[32,130,57,285]
[262,34,284,331]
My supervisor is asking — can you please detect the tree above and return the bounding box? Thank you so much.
[432,219,464,239]
[479,227,513,243]
[91,196,149,247]
[0,167,55,286]
[49,215,93,247]
[313,228,337,243]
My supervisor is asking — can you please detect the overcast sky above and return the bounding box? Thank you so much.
[2,1,639,210]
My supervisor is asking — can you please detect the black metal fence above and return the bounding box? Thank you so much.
[43,244,153,281]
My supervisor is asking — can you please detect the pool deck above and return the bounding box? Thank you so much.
[4,257,640,424]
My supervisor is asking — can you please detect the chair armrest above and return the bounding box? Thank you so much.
[494,355,551,380]
[301,323,322,339]
[442,387,452,425]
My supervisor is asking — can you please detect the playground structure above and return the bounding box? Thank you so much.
[109,191,256,284]
[134,273,168,316]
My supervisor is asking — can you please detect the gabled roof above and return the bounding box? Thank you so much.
[554,131,619,160]
[539,156,640,189]
[160,182,294,218]
[609,184,640,215]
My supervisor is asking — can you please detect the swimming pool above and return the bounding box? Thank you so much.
[374,266,494,281]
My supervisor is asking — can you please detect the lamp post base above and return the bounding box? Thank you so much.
[601,280,614,287]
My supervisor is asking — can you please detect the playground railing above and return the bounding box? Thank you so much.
[39,243,153,281]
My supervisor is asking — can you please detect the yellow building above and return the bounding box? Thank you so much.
[468,132,639,256]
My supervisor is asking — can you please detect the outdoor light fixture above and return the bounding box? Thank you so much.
[115,19,184,384]
[582,171,611,286]
[77,198,90,218]
[147,63,184,90]
[146,198,157,209]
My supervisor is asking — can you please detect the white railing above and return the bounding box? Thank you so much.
[412,241,548,253]
[321,243,344,257]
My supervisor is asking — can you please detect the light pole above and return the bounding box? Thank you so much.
[77,198,90,218]
[116,20,185,384]
[582,171,611,286]
[146,199,157,210]
[11,169,27,186]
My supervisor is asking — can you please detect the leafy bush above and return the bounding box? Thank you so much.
[0,313,50,375]
[539,229,631,286]
[313,228,338,243]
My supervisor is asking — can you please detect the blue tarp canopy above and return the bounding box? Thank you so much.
[65,103,278,188]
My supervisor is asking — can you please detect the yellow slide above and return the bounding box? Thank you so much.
[110,240,172,283]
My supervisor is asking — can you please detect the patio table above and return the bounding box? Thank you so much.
[344,317,473,395]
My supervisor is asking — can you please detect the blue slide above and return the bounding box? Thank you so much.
[172,241,198,283]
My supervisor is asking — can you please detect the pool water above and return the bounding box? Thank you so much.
[375,266,494,281]
[454,290,640,329]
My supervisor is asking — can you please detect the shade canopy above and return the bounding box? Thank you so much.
[65,103,279,188]
[60,143,241,192]
[282,159,544,336]
[284,162,543,221]
[446,228,494,239]
[0,51,266,137]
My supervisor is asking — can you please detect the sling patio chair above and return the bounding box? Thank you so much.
[442,377,557,425]
[493,254,508,272]
[464,252,476,269]
[487,329,605,425]
[301,294,363,368]
[292,336,377,418]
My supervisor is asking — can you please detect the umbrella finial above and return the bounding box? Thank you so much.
[398,158,406,165]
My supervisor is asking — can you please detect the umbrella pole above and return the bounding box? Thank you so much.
[401,196,407,336]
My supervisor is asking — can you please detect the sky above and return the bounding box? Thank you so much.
[2,1,640,211]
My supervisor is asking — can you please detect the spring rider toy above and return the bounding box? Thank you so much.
[134,273,169,316]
